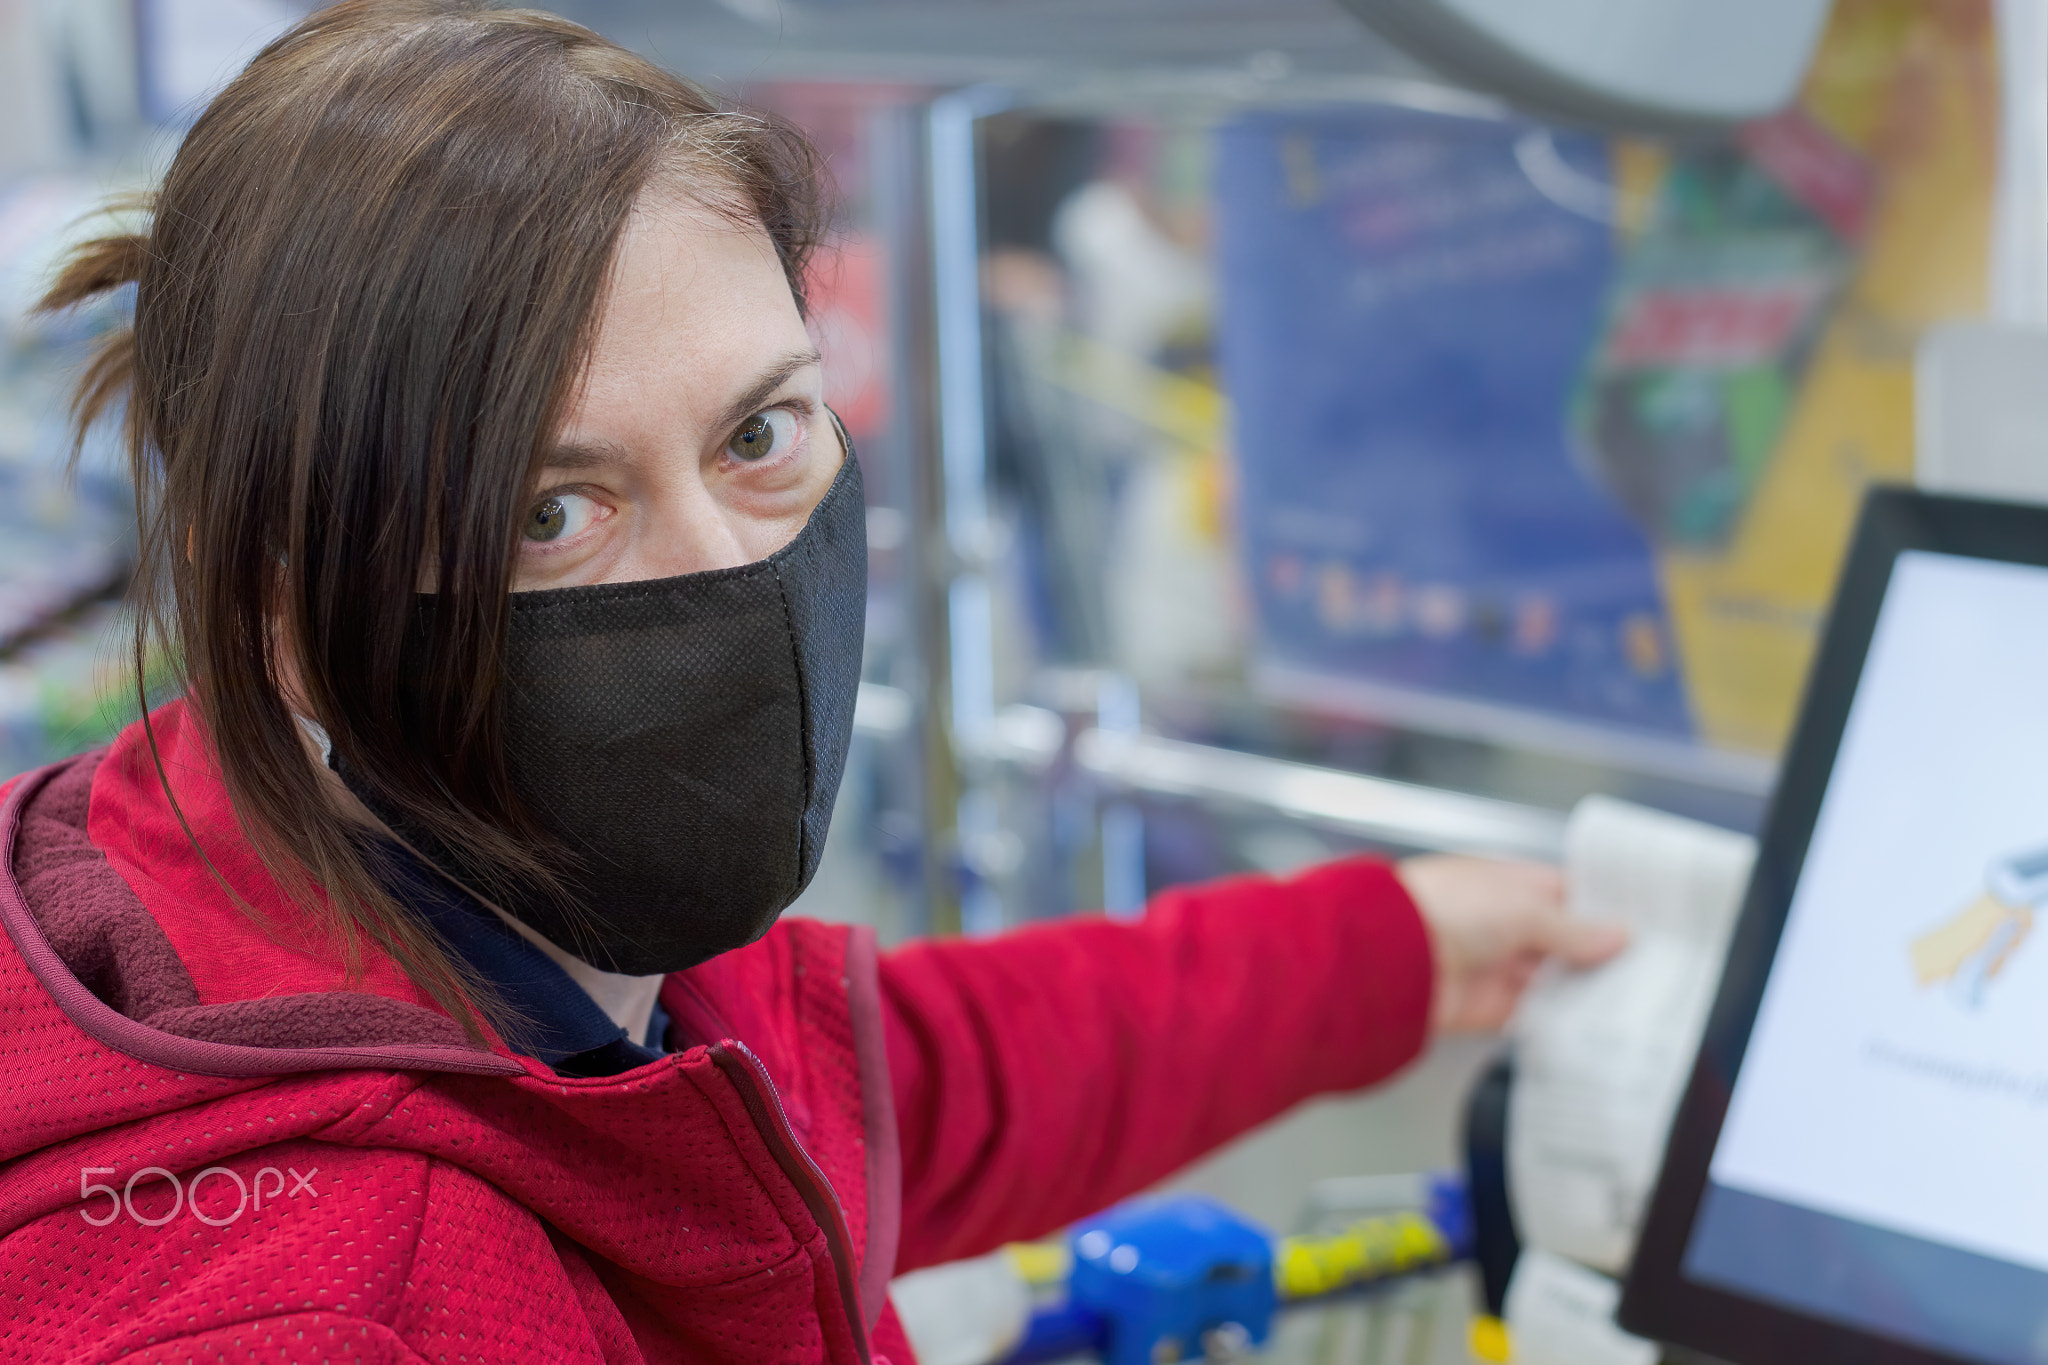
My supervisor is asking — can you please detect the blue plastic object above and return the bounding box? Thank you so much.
[1067,1195,1277,1365]
[1426,1171,1477,1263]
[1005,1301,1108,1365]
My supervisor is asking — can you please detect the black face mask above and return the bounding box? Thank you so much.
[338,452,867,975]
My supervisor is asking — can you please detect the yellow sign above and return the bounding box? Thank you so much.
[1656,0,1998,753]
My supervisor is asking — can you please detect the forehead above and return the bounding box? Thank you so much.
[578,189,806,391]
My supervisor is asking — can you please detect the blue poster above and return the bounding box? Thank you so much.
[1217,109,1693,741]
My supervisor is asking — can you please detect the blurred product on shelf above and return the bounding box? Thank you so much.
[1063,1194,1280,1365]
[0,173,143,781]
[1571,143,1849,551]
[1274,1189,1467,1301]
[890,1177,1475,1365]
[0,462,128,643]
[0,602,149,779]
[1221,0,1999,770]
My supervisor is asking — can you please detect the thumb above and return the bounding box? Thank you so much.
[1542,916,1629,969]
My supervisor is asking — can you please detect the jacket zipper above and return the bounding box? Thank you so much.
[709,1040,874,1365]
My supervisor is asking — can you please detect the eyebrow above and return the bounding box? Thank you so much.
[543,347,824,471]
[710,346,822,438]
[544,438,629,472]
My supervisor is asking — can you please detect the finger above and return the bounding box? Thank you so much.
[1488,861,1566,914]
[1545,917,1629,967]
[1472,963,1543,1030]
[1516,861,1567,901]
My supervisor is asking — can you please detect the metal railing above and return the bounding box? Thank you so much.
[855,683,1569,862]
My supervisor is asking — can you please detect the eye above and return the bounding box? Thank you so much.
[726,408,799,462]
[522,491,601,543]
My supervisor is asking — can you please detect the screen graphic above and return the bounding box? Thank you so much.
[1910,846,2045,1007]
[1688,552,2048,1364]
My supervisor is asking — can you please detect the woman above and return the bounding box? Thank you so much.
[0,3,1621,1360]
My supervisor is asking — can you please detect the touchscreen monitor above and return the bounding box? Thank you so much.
[1621,488,2048,1365]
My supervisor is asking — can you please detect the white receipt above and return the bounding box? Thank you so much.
[1504,1247,1660,1365]
[1508,795,1756,1273]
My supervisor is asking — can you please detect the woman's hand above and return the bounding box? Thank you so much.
[1397,855,1629,1034]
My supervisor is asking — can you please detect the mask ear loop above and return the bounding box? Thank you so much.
[824,405,854,469]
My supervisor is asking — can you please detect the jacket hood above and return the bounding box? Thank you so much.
[0,704,898,1361]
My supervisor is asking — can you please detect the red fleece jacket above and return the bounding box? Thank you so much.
[0,702,1434,1363]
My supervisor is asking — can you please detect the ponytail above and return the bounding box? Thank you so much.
[41,228,147,308]
[36,224,149,450]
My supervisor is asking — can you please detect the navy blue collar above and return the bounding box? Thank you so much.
[366,839,671,1077]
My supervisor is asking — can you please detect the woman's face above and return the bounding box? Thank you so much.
[516,191,841,591]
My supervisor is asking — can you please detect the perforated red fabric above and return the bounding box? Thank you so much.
[85,704,447,1012]
[879,857,1434,1271]
[118,1314,428,1363]
[0,740,895,1363]
[3,701,1433,1364]
[0,972,887,1361]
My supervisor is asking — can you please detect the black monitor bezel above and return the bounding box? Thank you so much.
[1619,486,2048,1364]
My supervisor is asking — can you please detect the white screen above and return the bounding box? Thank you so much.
[1710,550,2048,1274]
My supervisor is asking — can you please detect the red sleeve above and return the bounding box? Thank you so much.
[880,856,1434,1272]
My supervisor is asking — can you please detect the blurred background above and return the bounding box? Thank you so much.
[1,0,2043,1357]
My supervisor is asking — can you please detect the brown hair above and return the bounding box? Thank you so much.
[37,0,828,1039]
